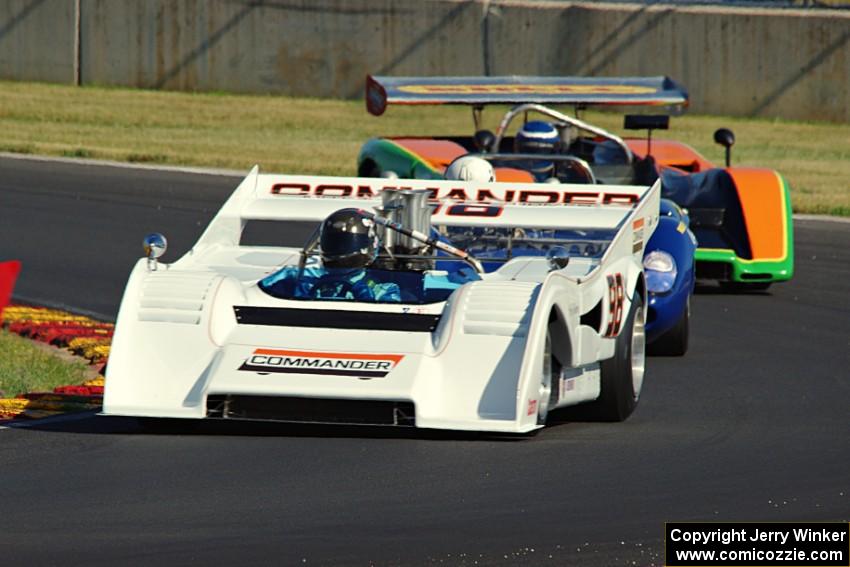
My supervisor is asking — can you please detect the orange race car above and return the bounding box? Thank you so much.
[359,75,793,291]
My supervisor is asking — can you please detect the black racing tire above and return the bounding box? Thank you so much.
[647,297,689,357]
[585,291,645,422]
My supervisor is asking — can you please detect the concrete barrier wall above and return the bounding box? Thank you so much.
[485,3,850,122]
[0,0,75,84]
[78,0,488,98]
[1,0,848,122]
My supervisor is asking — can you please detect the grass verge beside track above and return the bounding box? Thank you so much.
[0,80,847,215]
[0,307,109,420]
[0,329,90,398]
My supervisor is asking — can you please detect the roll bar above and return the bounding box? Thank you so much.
[491,103,633,165]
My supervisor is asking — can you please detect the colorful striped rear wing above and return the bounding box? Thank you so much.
[366,75,689,116]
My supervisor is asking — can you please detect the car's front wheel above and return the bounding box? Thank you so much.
[585,291,645,421]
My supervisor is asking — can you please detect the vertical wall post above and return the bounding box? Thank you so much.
[73,0,81,86]
[481,0,491,76]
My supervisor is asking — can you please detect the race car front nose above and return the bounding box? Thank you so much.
[206,394,417,426]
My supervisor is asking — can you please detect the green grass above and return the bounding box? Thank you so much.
[0,80,847,214]
[0,330,90,398]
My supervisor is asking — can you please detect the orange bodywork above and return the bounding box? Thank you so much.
[628,137,788,262]
[726,168,787,260]
[625,139,714,172]
[493,168,535,182]
[392,138,466,171]
[398,137,715,174]
[390,139,534,182]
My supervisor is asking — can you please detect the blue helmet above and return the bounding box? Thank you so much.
[515,121,559,174]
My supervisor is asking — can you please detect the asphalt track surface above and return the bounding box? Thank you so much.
[0,156,848,566]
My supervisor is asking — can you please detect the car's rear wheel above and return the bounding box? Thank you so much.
[586,292,645,421]
[648,297,689,356]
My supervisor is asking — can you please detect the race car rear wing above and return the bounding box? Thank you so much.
[366,75,688,116]
[193,167,660,255]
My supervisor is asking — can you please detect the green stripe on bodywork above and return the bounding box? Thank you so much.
[695,174,794,283]
[357,138,443,180]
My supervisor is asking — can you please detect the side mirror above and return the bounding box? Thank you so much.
[546,247,570,271]
[474,129,496,153]
[713,128,735,167]
[143,233,167,271]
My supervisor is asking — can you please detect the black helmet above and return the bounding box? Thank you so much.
[320,208,380,269]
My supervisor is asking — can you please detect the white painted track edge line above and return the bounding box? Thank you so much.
[0,151,245,178]
[793,214,850,224]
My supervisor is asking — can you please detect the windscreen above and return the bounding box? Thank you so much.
[259,262,480,305]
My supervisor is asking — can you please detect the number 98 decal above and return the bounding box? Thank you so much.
[604,273,625,337]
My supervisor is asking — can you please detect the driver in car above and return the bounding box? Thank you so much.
[515,120,561,181]
[260,209,401,302]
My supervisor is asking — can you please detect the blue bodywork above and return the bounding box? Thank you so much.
[644,199,696,343]
[439,199,694,346]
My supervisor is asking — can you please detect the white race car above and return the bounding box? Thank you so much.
[103,168,660,433]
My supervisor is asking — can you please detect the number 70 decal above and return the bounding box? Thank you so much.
[604,273,625,337]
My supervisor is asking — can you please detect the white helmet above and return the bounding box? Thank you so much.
[444,156,495,182]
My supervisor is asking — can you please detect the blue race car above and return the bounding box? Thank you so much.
[436,195,695,356]
[643,199,696,355]
[435,152,696,357]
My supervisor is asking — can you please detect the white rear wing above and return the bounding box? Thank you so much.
[193,167,660,253]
